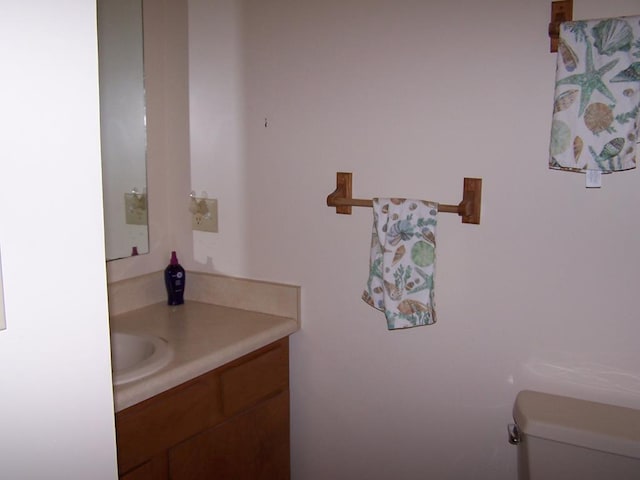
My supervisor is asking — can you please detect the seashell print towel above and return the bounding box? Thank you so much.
[362,198,438,330]
[550,16,640,173]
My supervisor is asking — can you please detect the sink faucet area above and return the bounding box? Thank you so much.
[107,273,300,411]
[110,332,173,385]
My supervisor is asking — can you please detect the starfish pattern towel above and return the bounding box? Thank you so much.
[362,198,438,330]
[550,16,640,173]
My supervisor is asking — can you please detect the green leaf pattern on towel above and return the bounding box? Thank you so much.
[363,198,437,330]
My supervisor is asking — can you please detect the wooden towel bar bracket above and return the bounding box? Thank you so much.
[326,172,482,225]
[549,0,573,52]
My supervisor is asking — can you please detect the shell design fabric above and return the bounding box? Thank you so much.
[550,16,640,173]
[362,198,438,330]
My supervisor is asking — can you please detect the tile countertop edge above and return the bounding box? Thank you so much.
[111,301,299,412]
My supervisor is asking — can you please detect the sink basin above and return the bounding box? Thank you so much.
[110,332,173,385]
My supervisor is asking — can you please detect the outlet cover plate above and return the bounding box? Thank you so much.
[124,193,148,225]
[192,198,218,232]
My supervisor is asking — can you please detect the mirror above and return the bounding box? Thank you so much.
[97,0,149,261]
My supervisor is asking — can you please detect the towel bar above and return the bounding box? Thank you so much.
[326,172,482,225]
[548,0,573,52]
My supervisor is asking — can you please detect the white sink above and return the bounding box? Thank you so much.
[110,332,173,386]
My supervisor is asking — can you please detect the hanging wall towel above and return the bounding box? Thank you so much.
[549,16,640,173]
[362,198,438,330]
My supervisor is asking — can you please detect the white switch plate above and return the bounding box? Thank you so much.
[124,193,148,225]
[191,198,218,232]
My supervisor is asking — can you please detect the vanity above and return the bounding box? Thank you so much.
[109,272,300,479]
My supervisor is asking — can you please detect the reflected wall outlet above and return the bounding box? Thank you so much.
[191,198,218,233]
[124,193,148,225]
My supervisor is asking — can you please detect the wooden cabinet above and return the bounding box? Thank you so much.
[120,456,168,480]
[116,338,290,479]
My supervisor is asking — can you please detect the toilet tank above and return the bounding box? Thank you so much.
[512,390,640,480]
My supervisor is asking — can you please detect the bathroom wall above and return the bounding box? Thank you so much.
[0,0,117,477]
[189,0,640,478]
[189,0,249,273]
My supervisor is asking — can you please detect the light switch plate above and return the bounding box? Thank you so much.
[124,193,148,225]
[191,198,218,233]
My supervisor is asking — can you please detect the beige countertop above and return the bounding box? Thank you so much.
[111,301,299,412]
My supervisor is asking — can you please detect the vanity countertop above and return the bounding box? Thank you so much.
[111,301,299,412]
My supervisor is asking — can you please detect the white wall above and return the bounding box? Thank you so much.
[0,1,118,478]
[189,0,248,273]
[189,0,640,478]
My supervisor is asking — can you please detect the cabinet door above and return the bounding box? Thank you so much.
[169,390,290,480]
[119,455,168,480]
[116,372,222,473]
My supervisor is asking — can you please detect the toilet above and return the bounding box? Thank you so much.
[510,390,640,479]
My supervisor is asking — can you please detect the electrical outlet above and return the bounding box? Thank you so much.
[191,198,218,232]
[124,193,147,225]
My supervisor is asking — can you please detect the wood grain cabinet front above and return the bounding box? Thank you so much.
[169,390,290,480]
[115,338,290,479]
[119,456,168,480]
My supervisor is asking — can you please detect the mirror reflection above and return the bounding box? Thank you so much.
[97,0,149,261]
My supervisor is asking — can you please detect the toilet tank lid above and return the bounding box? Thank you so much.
[513,390,640,459]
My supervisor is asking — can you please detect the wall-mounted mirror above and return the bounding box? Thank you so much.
[97,0,149,261]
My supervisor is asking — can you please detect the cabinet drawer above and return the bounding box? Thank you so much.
[116,373,222,473]
[220,338,289,416]
[169,390,290,480]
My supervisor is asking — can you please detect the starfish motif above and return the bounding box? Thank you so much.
[556,40,619,116]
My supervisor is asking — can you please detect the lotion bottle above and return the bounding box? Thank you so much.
[164,251,185,305]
